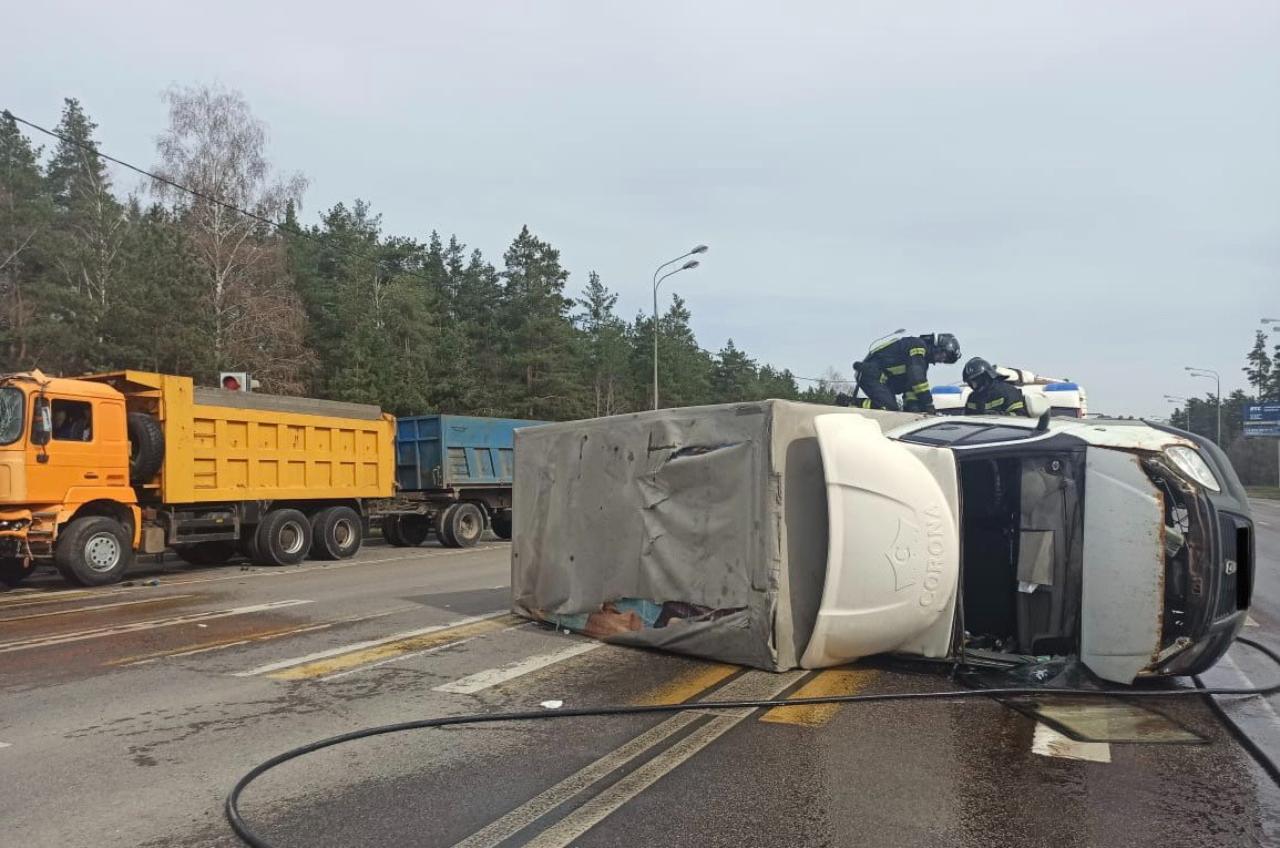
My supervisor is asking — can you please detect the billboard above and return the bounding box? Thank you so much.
[1244,403,1280,437]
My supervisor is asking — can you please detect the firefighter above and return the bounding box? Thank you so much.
[852,332,961,412]
[962,357,1029,416]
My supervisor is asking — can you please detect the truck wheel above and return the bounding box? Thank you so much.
[434,504,460,547]
[311,506,363,560]
[381,514,408,547]
[238,530,261,564]
[254,509,311,567]
[127,412,165,484]
[399,514,430,547]
[54,516,135,586]
[491,510,513,541]
[0,557,30,589]
[175,541,238,566]
[447,502,485,548]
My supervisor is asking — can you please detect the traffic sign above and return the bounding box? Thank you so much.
[1244,403,1280,438]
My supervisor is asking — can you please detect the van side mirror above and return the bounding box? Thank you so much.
[32,400,52,447]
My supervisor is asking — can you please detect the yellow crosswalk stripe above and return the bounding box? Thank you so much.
[759,667,878,727]
[632,662,740,706]
[267,614,523,680]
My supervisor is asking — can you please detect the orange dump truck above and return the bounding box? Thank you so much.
[0,370,395,587]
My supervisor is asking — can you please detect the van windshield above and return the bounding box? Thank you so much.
[0,387,24,445]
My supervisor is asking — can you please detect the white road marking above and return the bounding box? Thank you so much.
[518,672,805,848]
[1031,723,1111,763]
[1246,615,1260,628]
[233,611,509,677]
[434,642,602,694]
[1221,654,1280,725]
[156,545,505,589]
[450,670,802,848]
[0,600,313,654]
[0,594,196,624]
[0,742,11,749]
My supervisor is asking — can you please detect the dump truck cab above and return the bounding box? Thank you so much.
[0,371,141,587]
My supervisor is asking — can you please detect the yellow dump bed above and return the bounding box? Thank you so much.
[89,372,395,505]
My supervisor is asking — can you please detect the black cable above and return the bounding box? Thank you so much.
[1,109,433,285]
[226,636,1280,848]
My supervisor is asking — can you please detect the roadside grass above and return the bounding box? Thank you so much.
[1247,487,1280,500]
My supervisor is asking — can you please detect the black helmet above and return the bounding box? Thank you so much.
[963,356,998,389]
[933,333,961,364]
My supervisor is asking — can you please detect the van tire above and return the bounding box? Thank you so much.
[446,502,485,548]
[491,510,513,541]
[311,506,362,560]
[398,514,430,547]
[127,412,165,484]
[54,516,134,586]
[254,509,311,567]
[175,540,238,566]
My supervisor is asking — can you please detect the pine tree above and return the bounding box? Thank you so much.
[0,112,53,368]
[632,293,714,409]
[712,339,758,402]
[1245,330,1272,397]
[499,226,584,419]
[575,272,629,417]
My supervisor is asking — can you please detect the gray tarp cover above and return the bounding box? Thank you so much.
[511,400,922,671]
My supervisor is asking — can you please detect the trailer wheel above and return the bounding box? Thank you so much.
[127,412,165,484]
[0,557,31,589]
[311,506,363,560]
[491,510,513,541]
[54,516,135,586]
[254,509,311,567]
[399,514,431,547]
[381,515,408,547]
[175,541,238,566]
[447,502,485,548]
[434,504,460,547]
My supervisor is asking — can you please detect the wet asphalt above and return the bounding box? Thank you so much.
[1,504,1279,848]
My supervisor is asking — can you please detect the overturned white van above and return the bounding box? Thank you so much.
[511,400,1252,683]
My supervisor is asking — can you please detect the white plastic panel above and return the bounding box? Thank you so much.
[801,414,961,668]
[1081,448,1164,683]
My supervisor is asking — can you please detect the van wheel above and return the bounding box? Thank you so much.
[447,503,485,548]
[0,558,30,589]
[311,507,363,560]
[127,412,165,484]
[491,510,513,541]
[175,541,238,566]
[54,516,134,586]
[254,509,311,567]
[398,514,430,547]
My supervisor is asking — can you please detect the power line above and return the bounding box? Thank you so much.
[2,108,436,285]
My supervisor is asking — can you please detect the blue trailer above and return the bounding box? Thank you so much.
[379,415,545,548]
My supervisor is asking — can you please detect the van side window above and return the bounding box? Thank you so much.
[51,400,92,442]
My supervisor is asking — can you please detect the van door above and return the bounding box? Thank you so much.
[1081,448,1164,683]
[800,414,962,668]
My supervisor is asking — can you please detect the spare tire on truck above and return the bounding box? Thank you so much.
[127,412,165,484]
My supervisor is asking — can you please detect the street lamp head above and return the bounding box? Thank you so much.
[691,245,709,255]
[681,259,700,270]
[892,327,906,334]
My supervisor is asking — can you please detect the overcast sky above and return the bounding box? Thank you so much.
[6,1,1278,416]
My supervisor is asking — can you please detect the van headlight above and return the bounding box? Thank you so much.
[1164,446,1220,492]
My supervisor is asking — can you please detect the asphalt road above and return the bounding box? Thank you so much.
[2,511,1279,848]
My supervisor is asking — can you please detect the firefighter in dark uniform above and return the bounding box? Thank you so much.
[962,357,1029,416]
[849,332,961,412]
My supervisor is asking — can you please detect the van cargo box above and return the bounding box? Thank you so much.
[511,400,924,670]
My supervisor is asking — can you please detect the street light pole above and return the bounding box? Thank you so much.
[652,246,707,410]
[1185,366,1222,446]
